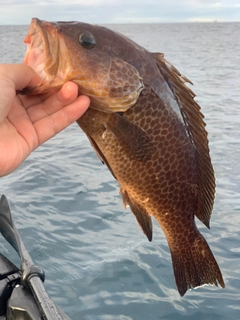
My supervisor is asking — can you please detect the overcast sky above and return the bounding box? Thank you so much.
[0,0,240,25]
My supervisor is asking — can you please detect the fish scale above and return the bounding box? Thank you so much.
[21,18,224,296]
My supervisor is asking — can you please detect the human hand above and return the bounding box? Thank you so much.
[0,64,90,177]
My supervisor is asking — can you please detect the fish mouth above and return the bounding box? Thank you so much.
[22,18,61,93]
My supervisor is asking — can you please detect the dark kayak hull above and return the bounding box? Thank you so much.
[0,253,41,319]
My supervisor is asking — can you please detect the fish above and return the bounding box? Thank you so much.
[21,18,225,296]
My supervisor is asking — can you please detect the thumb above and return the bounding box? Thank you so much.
[0,64,41,122]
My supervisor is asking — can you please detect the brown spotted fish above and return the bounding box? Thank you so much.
[21,18,224,296]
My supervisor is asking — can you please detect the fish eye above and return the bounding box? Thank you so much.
[79,32,96,49]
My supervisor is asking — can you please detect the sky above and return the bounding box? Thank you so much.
[0,0,240,25]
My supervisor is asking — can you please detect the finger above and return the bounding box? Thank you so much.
[20,81,80,110]
[19,87,59,109]
[0,64,41,122]
[27,82,80,123]
[0,64,41,90]
[33,94,90,146]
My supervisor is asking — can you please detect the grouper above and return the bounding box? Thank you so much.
[20,18,224,296]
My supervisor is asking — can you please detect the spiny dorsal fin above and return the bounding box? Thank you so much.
[153,52,215,228]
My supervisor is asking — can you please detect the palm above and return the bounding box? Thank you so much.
[0,81,89,177]
[0,95,39,175]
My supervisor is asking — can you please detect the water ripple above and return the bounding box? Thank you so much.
[0,23,240,320]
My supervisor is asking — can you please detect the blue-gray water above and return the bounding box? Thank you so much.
[0,22,240,319]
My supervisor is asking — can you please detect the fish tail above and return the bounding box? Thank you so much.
[169,233,225,296]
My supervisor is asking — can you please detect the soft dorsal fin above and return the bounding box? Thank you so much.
[153,53,215,228]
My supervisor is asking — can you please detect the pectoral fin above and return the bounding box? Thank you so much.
[106,113,153,162]
[121,189,152,242]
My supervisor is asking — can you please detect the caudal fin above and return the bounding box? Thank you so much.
[170,234,225,296]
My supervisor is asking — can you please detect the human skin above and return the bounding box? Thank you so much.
[0,64,90,177]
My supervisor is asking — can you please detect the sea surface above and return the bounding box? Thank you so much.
[0,22,240,320]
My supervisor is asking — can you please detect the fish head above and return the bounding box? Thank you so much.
[22,18,144,112]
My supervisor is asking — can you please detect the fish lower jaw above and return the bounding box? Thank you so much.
[23,38,45,70]
[34,63,45,78]
[35,73,69,94]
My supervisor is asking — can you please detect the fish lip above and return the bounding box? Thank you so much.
[34,18,60,77]
[23,18,48,64]
[23,18,60,89]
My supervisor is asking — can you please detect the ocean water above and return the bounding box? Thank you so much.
[0,22,240,320]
